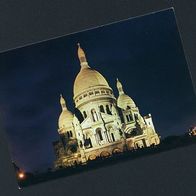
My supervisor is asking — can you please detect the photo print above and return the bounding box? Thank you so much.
[0,8,195,188]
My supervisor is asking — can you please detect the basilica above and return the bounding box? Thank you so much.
[53,43,160,168]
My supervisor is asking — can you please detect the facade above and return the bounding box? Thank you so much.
[53,44,160,168]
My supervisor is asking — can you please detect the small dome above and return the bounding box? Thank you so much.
[58,95,74,130]
[116,78,136,110]
[58,110,74,129]
[117,94,136,110]
[73,67,109,97]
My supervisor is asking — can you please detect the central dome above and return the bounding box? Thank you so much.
[74,67,109,97]
[73,43,110,98]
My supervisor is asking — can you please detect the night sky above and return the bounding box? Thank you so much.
[0,8,195,172]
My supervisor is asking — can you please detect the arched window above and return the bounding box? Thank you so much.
[95,91,100,95]
[99,105,105,113]
[69,131,73,137]
[96,129,103,141]
[83,111,87,118]
[135,143,140,149]
[128,114,133,121]
[111,133,115,142]
[89,92,93,95]
[91,109,95,122]
[126,114,133,122]
[67,131,70,138]
[91,109,98,122]
[106,105,111,114]
[88,138,92,147]
[134,114,139,120]
[84,137,92,149]
[127,106,131,109]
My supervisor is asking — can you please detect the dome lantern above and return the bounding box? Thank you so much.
[60,94,67,111]
[116,78,125,95]
[77,43,90,69]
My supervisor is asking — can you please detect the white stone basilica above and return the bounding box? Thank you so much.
[53,44,160,168]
